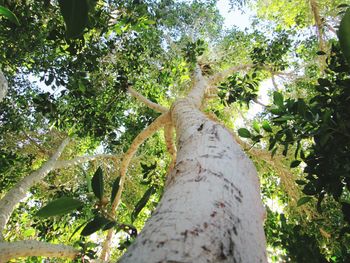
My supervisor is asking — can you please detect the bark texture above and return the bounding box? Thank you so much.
[119,98,266,262]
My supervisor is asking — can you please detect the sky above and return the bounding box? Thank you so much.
[217,0,253,30]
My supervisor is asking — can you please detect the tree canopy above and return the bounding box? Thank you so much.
[1,0,350,262]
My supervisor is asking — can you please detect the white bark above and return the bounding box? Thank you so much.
[0,70,8,102]
[119,62,267,262]
[128,86,168,113]
[0,138,69,238]
[0,240,78,262]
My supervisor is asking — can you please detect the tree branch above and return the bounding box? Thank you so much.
[271,74,279,91]
[0,69,8,102]
[208,64,253,85]
[309,0,325,51]
[0,240,79,262]
[252,98,267,107]
[21,131,49,155]
[54,154,117,170]
[0,138,70,240]
[128,86,168,113]
[100,112,171,260]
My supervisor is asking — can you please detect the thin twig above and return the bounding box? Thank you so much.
[208,64,254,85]
[54,154,117,170]
[100,112,171,260]
[128,86,168,113]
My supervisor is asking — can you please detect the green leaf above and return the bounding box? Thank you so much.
[253,121,260,133]
[58,0,89,38]
[270,108,284,115]
[0,6,20,26]
[297,196,312,207]
[237,128,251,138]
[273,91,284,107]
[297,99,307,117]
[317,78,331,87]
[316,51,326,55]
[110,176,121,205]
[262,120,272,132]
[282,144,289,156]
[268,137,277,151]
[36,197,83,217]
[290,160,301,168]
[273,115,294,122]
[69,221,88,241]
[338,7,350,65]
[295,180,306,185]
[81,216,112,236]
[92,167,104,200]
[131,186,156,222]
[102,221,117,231]
[271,147,278,157]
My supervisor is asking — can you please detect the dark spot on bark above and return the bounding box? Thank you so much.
[155,217,163,222]
[215,201,225,208]
[219,242,227,260]
[157,241,165,248]
[200,154,222,159]
[229,237,235,256]
[202,245,211,252]
[210,211,217,217]
[207,169,223,178]
[224,184,229,190]
[190,229,199,236]
[194,176,204,182]
[197,123,204,131]
[223,178,243,198]
[234,195,242,203]
[232,225,238,235]
[180,230,188,241]
[204,222,208,228]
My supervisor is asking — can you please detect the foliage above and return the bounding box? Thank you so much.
[1,0,350,262]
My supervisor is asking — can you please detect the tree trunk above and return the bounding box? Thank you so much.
[119,98,267,262]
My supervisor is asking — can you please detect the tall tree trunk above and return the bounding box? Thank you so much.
[119,98,267,262]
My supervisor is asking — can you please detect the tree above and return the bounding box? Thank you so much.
[1,0,350,262]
